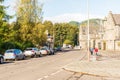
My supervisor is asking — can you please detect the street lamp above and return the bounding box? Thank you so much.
[87,0,90,61]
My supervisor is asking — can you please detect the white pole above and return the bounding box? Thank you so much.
[87,0,90,61]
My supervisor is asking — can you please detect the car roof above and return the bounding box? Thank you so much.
[6,49,20,51]
[26,47,37,49]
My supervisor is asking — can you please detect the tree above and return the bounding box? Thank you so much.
[32,23,47,46]
[0,0,10,42]
[17,0,43,24]
[43,21,53,36]
[0,0,12,53]
[64,39,72,45]
[16,0,43,44]
[0,0,4,2]
[54,23,79,47]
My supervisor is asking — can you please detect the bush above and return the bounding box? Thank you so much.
[64,39,73,45]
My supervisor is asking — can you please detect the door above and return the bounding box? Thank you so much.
[103,42,106,50]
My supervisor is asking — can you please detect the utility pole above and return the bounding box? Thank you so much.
[87,0,90,62]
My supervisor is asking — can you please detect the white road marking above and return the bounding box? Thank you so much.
[50,69,63,76]
[37,78,43,80]
[37,69,63,80]
[43,75,49,78]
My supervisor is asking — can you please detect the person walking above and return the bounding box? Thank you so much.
[94,47,98,56]
[89,47,94,55]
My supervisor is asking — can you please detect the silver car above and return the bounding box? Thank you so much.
[23,48,40,57]
[39,47,49,56]
[4,49,25,61]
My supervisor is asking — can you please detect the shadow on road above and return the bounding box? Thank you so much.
[2,61,14,65]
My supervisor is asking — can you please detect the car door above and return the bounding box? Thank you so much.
[14,50,19,59]
[34,48,39,55]
[18,50,23,59]
[16,49,21,59]
[37,48,40,55]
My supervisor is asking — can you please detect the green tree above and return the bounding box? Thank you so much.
[0,0,12,53]
[54,23,78,47]
[17,0,43,24]
[16,0,43,45]
[32,23,47,46]
[43,21,53,36]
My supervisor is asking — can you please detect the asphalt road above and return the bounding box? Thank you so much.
[0,49,85,80]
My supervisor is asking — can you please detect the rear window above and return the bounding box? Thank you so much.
[25,48,32,50]
[5,50,14,53]
[41,48,46,50]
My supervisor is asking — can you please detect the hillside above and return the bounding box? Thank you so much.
[80,18,102,27]
[69,19,103,27]
[69,21,80,27]
[80,18,103,34]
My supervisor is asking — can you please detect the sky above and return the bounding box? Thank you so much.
[3,0,120,23]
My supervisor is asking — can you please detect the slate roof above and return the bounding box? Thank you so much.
[112,14,120,25]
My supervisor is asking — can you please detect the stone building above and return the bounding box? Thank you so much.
[102,11,120,50]
[79,11,120,51]
[79,20,101,49]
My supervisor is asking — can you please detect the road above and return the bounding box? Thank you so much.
[0,49,85,80]
[1,49,116,80]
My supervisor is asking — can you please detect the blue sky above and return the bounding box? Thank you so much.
[4,0,120,23]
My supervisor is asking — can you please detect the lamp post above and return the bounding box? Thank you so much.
[87,0,90,61]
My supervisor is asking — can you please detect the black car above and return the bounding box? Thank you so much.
[56,47,62,51]
[0,54,4,64]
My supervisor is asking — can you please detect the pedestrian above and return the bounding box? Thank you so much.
[94,47,98,56]
[89,47,94,55]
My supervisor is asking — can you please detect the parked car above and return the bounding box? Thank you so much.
[39,47,49,56]
[4,49,25,61]
[23,48,40,57]
[0,54,4,64]
[49,48,55,55]
[43,46,55,55]
[55,47,62,51]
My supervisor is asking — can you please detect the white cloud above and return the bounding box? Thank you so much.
[44,13,104,23]
[4,0,17,15]
[4,0,16,8]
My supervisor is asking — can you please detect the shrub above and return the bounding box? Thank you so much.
[64,39,73,45]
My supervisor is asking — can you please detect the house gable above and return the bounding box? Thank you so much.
[113,14,120,26]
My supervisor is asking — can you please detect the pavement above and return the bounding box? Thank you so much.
[64,50,120,79]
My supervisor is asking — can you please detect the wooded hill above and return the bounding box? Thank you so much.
[69,19,103,34]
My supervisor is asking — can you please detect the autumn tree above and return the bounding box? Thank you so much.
[43,21,53,36]
[16,0,43,46]
[32,23,47,46]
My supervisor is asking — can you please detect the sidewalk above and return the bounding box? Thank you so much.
[64,51,120,78]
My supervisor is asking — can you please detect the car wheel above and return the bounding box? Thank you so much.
[15,57,18,61]
[52,52,55,55]
[34,53,37,58]
[0,57,4,64]
[23,55,26,60]
[39,53,43,57]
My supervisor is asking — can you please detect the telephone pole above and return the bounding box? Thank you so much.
[87,0,90,61]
